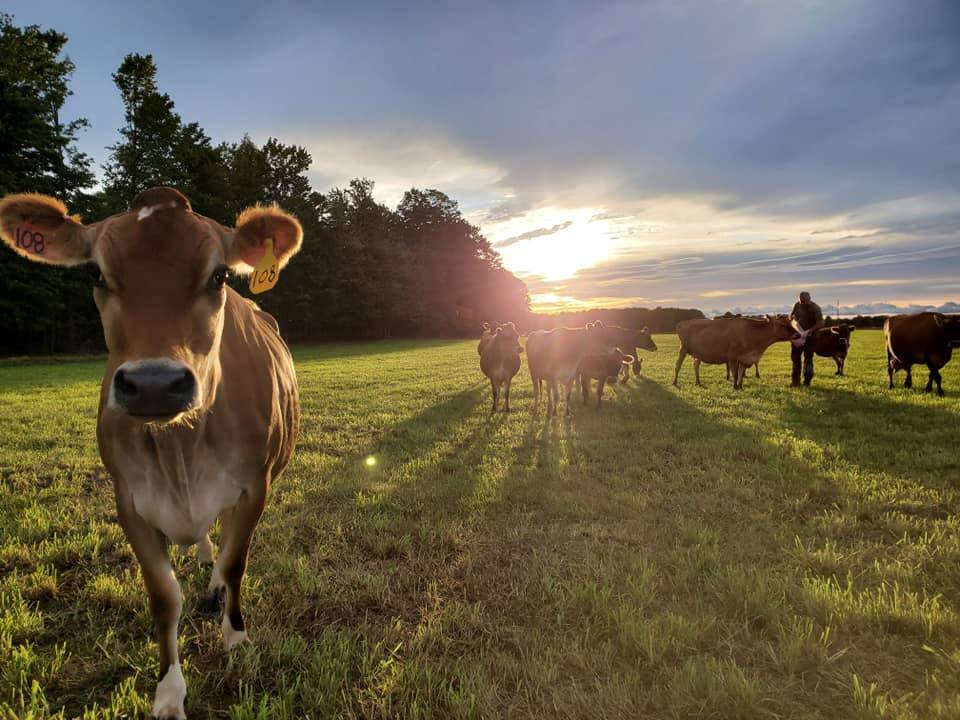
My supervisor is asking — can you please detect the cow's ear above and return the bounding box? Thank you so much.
[227,205,303,273]
[0,193,92,266]
[847,325,856,332]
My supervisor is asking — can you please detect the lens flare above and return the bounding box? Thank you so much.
[365,456,377,467]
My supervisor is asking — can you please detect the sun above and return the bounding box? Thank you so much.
[493,212,616,281]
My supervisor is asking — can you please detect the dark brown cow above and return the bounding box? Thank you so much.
[812,324,856,375]
[605,325,657,381]
[479,322,523,411]
[674,315,796,389]
[885,312,960,395]
[526,321,616,416]
[578,348,634,406]
[0,187,301,719]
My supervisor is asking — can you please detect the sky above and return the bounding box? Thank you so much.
[8,0,960,314]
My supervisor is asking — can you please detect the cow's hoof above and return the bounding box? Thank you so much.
[154,708,186,720]
[222,615,249,651]
[152,665,186,719]
[937,389,945,397]
[199,586,224,615]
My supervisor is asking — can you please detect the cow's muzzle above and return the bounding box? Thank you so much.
[112,360,197,418]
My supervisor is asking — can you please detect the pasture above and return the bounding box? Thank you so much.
[1,329,959,719]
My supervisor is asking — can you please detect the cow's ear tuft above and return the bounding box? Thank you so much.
[228,205,302,273]
[0,193,92,266]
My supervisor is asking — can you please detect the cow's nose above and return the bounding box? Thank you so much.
[112,361,197,417]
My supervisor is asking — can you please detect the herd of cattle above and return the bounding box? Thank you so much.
[1,185,959,719]
[479,312,960,414]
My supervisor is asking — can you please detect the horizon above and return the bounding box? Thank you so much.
[6,0,960,315]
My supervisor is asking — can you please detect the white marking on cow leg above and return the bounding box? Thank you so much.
[197,534,214,564]
[221,611,249,651]
[152,663,186,720]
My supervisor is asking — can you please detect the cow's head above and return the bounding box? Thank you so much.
[604,349,635,382]
[829,324,855,353]
[493,322,523,354]
[768,314,798,342]
[935,314,960,347]
[634,326,657,352]
[0,187,302,424]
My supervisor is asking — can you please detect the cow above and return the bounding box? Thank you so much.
[604,325,657,382]
[578,348,635,407]
[812,324,855,375]
[885,312,960,395]
[673,315,796,390]
[477,322,494,355]
[0,187,302,720]
[526,321,616,416]
[479,322,523,411]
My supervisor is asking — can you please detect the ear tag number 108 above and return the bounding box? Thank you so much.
[249,238,279,294]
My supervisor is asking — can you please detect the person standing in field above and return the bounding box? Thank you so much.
[790,291,825,386]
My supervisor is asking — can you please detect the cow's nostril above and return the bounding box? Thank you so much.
[114,369,137,396]
[169,371,194,396]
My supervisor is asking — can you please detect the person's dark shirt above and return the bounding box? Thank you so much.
[791,301,823,331]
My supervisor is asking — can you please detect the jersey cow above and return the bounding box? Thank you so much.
[674,315,796,389]
[0,187,302,719]
[527,322,616,416]
[885,312,960,395]
[578,348,635,407]
[479,322,523,411]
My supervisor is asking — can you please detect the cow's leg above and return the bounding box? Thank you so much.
[620,362,629,384]
[596,378,605,407]
[504,377,513,412]
[725,363,730,381]
[115,482,186,720]
[216,487,266,651]
[834,356,843,375]
[926,365,944,396]
[694,358,703,387]
[737,363,748,390]
[197,533,214,565]
[490,378,499,412]
[531,373,541,411]
[904,365,913,389]
[547,380,557,417]
[562,377,576,416]
[887,350,895,389]
[673,347,687,387]
[755,364,760,379]
[580,373,589,404]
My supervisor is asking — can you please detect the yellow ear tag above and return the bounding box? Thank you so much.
[249,238,280,294]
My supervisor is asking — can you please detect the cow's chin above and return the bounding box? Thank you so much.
[104,399,204,432]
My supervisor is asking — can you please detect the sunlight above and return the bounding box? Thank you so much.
[490,209,617,281]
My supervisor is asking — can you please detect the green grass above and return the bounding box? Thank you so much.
[1,330,959,719]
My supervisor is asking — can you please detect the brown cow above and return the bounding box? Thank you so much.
[479,322,523,411]
[812,324,855,375]
[0,187,301,719]
[578,348,635,406]
[605,324,657,381]
[885,312,960,395]
[527,321,616,416]
[674,315,796,389]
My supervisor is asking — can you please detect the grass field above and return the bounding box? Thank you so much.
[1,329,959,719]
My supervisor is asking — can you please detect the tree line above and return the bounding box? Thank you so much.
[0,15,699,356]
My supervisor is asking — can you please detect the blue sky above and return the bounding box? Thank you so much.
[9,0,960,313]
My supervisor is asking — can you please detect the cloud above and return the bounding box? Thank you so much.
[494,221,573,249]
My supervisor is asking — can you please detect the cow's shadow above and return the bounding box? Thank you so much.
[780,385,960,488]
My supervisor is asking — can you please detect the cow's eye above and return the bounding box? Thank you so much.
[208,265,228,291]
